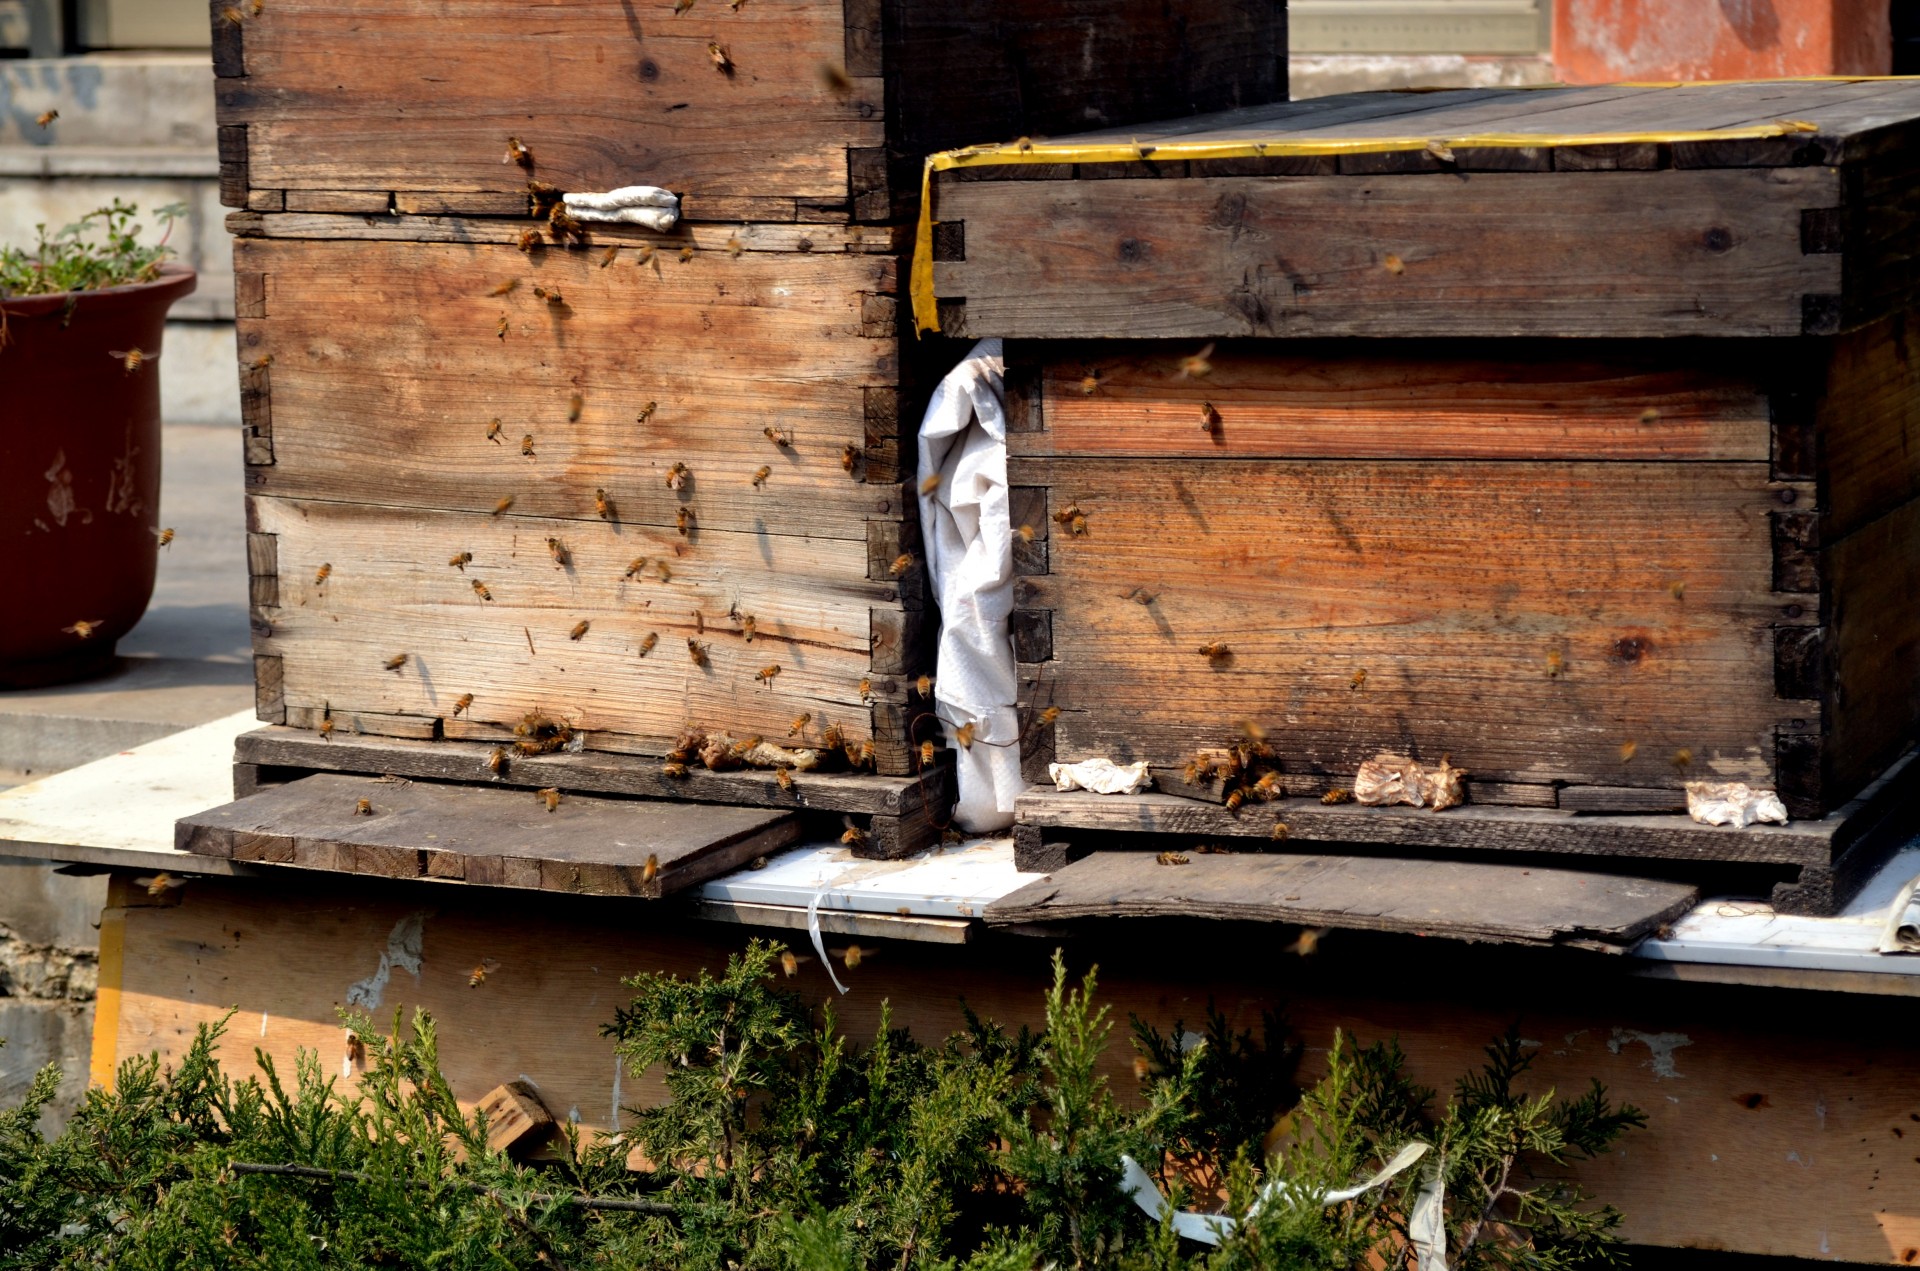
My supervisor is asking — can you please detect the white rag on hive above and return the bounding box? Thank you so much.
[917,339,1021,832]
[561,185,680,231]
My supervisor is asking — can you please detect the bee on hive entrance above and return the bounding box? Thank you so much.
[354,798,373,816]
[687,639,710,666]
[496,315,509,340]
[1197,641,1230,663]
[539,787,560,812]
[547,537,569,567]
[595,488,614,520]
[635,244,656,268]
[517,228,541,253]
[1156,851,1189,866]
[740,614,756,642]
[472,579,493,602]
[756,664,781,686]
[679,245,695,262]
[521,433,536,457]
[725,233,743,257]
[318,705,335,741]
[752,465,772,488]
[384,653,408,672]
[637,401,658,423]
[789,712,811,737]
[599,246,619,268]
[1321,788,1351,805]
[677,506,695,536]
[314,562,332,585]
[453,693,474,717]
[567,395,583,423]
[889,553,914,577]
[1350,668,1367,691]
[248,353,273,371]
[109,348,155,373]
[776,766,795,793]
[624,557,648,580]
[504,136,531,167]
[639,632,658,656]
[858,676,871,700]
[841,444,859,473]
[764,425,792,447]
[666,462,691,490]
[487,747,508,775]
[708,42,733,73]
[841,821,867,848]
[1200,402,1222,433]
[570,620,590,641]
[485,419,504,444]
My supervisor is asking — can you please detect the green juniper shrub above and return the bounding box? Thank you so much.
[0,942,1642,1271]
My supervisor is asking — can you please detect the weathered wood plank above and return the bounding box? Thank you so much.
[175,772,800,898]
[1827,494,1920,807]
[1817,313,1920,540]
[934,169,1842,339]
[1013,456,1815,793]
[985,850,1699,945]
[224,211,900,255]
[1021,345,1772,461]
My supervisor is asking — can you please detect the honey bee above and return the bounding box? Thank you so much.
[1671,747,1693,771]
[570,620,590,641]
[1068,513,1087,536]
[764,426,793,447]
[639,632,658,656]
[708,41,734,72]
[919,473,942,495]
[635,244,656,267]
[355,798,373,816]
[1321,788,1352,805]
[662,761,689,778]
[857,676,872,700]
[521,433,536,456]
[841,444,859,473]
[595,488,614,520]
[598,245,619,268]
[485,419,504,444]
[657,561,673,582]
[1200,402,1222,432]
[1350,669,1367,691]
[108,348,155,373]
[517,227,542,253]
[1016,524,1035,543]
[314,562,332,585]
[453,693,474,717]
[488,279,519,297]
[643,853,660,883]
[678,245,695,262]
[468,964,489,987]
[954,722,976,750]
[841,944,869,968]
[547,537,569,566]
[1225,789,1245,812]
[1177,342,1215,379]
[673,0,695,12]
[1197,641,1230,662]
[221,5,244,24]
[1287,927,1328,957]
[666,462,690,490]
[817,61,853,94]
[752,465,772,488]
[789,712,812,736]
[526,179,561,211]
[775,766,795,792]
[1156,850,1190,866]
[676,506,694,536]
[1051,504,1080,527]
[725,233,744,257]
[62,619,104,639]
[496,314,509,340]
[493,495,515,515]
[153,526,175,549]
[624,557,648,580]
[756,664,781,685]
[472,579,493,601]
[1039,706,1061,727]
[539,787,561,812]
[916,674,934,697]
[1639,407,1661,425]
[1619,740,1638,763]
[487,747,508,774]
[547,206,581,243]
[1270,820,1290,841]
[248,353,274,371]
[889,553,914,577]
[780,949,800,976]
[532,285,563,307]
[687,639,709,665]
[1080,369,1100,396]
[1546,650,1564,678]
[841,823,868,848]
[1253,772,1284,801]
[854,739,877,768]
[504,136,532,167]
[384,653,407,672]
[318,705,335,741]
[822,720,844,748]
[1669,580,1686,601]
[560,393,581,422]
[35,109,58,128]
[919,739,936,769]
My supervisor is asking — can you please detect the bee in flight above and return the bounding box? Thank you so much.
[109,348,157,373]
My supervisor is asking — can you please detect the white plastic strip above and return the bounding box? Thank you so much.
[805,886,849,996]
[1408,1169,1448,1271]
[561,185,680,230]
[1120,1141,1430,1247]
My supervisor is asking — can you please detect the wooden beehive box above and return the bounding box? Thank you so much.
[211,0,1285,785]
[921,81,1920,897]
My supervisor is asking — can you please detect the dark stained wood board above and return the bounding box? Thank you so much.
[176,771,800,897]
[985,849,1699,945]
[1013,456,1813,793]
[932,167,1842,340]
[233,725,952,817]
[236,237,902,539]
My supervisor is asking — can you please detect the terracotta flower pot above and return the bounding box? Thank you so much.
[0,264,197,688]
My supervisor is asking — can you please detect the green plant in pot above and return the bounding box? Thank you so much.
[0,200,197,688]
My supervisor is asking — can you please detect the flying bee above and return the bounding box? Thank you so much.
[725,233,743,257]
[752,465,772,488]
[755,664,781,685]
[840,944,870,968]
[635,244,656,267]
[472,579,493,601]
[637,401,658,423]
[919,473,942,495]
[919,739,936,769]
[449,551,472,571]
[780,949,800,976]
[355,798,373,816]
[1156,851,1189,866]
[547,537,569,566]
[517,227,542,253]
[1016,524,1035,543]
[468,964,489,987]
[153,527,175,549]
[858,676,872,700]
[841,823,867,848]
[1619,740,1638,763]
[453,693,474,717]
[1640,407,1662,425]
[657,561,673,582]
[1177,342,1215,379]
[504,136,532,167]
[485,418,504,444]
[1671,747,1693,771]
[539,787,561,812]
[666,462,690,490]
[384,653,408,672]
[889,553,914,577]
[493,495,515,516]
[841,444,859,473]
[1669,580,1687,601]
[488,279,519,297]
[1321,788,1352,805]
[1197,641,1230,662]
[954,722,976,749]
[568,394,583,422]
[496,314,509,340]
[854,739,876,768]
[1546,650,1564,677]
[677,506,694,536]
[764,425,792,447]
[740,614,756,642]
[521,433,536,456]
[816,61,852,95]
[643,853,660,883]
[595,488,613,519]
[624,557,649,580]
[707,41,733,73]
[687,639,709,666]
[1200,402,1222,433]
[314,562,332,585]
[1383,253,1406,275]
[1350,669,1367,691]
[678,245,695,262]
[487,747,508,774]
[570,620,590,641]
[108,348,155,373]
[1080,369,1100,396]
[221,5,244,24]
[1287,927,1328,957]
[62,619,104,639]
[789,712,812,737]
[35,109,58,128]
[916,674,934,697]
[1426,140,1456,162]
[639,632,658,656]
[599,245,619,268]
[248,353,274,371]
[775,766,795,792]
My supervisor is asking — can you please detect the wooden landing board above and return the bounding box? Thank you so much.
[235,725,951,817]
[986,850,1698,945]
[176,772,800,897]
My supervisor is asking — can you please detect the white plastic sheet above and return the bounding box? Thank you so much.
[917,339,1021,832]
[1119,1141,1433,1248]
[561,185,680,230]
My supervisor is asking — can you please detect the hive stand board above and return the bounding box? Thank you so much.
[210,0,1283,216]
[931,80,1920,340]
[985,850,1700,947]
[1009,746,1920,916]
[176,771,803,896]
[1004,326,1920,821]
